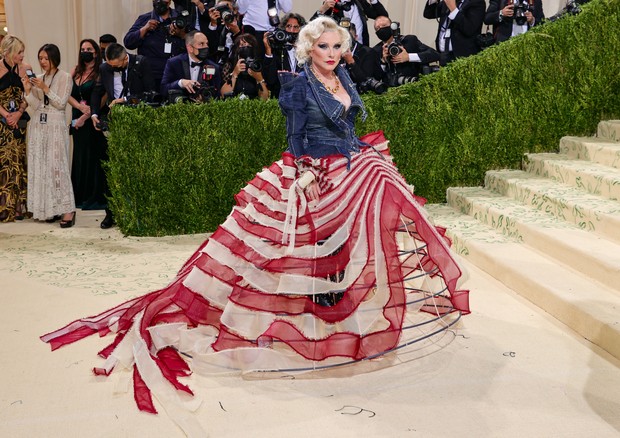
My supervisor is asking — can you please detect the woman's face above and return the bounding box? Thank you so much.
[10,47,24,66]
[81,41,96,55]
[38,50,52,72]
[310,31,342,73]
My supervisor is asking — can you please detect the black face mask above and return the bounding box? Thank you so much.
[111,64,126,73]
[287,31,299,44]
[237,46,253,59]
[376,26,393,42]
[153,0,169,16]
[79,51,94,63]
[195,47,210,61]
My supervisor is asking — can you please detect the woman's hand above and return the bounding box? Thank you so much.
[30,76,49,93]
[21,76,32,93]
[233,58,246,76]
[305,181,320,202]
[77,102,90,115]
[248,68,263,82]
[5,111,20,128]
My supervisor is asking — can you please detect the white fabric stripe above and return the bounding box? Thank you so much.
[183,266,232,309]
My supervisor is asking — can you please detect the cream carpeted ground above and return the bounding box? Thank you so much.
[1,210,619,437]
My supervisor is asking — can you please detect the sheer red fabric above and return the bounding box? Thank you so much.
[41,132,469,418]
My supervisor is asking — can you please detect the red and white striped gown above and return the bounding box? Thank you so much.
[41,131,469,430]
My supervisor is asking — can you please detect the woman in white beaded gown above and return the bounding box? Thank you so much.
[23,43,76,227]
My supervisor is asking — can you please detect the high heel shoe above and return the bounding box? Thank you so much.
[59,212,76,228]
[45,215,62,223]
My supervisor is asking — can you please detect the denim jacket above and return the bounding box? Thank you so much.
[278,64,368,163]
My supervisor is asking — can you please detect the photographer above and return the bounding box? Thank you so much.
[220,34,269,100]
[423,0,485,65]
[124,0,189,90]
[340,21,385,94]
[263,12,305,98]
[204,1,243,66]
[372,16,439,88]
[173,0,210,32]
[89,43,156,229]
[161,30,222,102]
[90,44,156,125]
[313,0,389,46]
[237,0,293,58]
[484,0,544,43]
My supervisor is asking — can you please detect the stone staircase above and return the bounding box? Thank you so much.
[426,120,620,360]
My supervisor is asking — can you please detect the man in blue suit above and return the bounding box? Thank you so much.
[160,30,223,102]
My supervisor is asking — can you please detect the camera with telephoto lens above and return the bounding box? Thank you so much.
[191,83,217,102]
[387,21,404,58]
[124,91,163,107]
[513,0,533,26]
[213,4,234,24]
[168,89,187,104]
[386,74,418,87]
[358,77,387,95]
[268,28,296,49]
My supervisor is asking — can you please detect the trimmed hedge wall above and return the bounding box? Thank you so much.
[108,0,620,236]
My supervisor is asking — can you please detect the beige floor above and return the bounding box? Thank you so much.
[1,210,619,438]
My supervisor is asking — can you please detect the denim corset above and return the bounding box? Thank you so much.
[279,64,368,162]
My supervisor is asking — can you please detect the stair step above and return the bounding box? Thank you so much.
[560,136,620,169]
[424,204,517,256]
[484,169,620,244]
[445,187,620,292]
[427,204,620,362]
[597,120,620,143]
[524,153,620,201]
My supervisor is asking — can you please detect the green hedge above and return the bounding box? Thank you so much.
[107,0,620,236]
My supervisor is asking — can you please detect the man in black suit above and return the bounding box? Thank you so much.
[372,16,440,86]
[423,0,485,65]
[91,43,156,122]
[160,30,223,101]
[313,0,389,46]
[263,12,305,98]
[484,0,544,44]
[90,43,156,229]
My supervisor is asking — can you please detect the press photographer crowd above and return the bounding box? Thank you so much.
[0,0,588,229]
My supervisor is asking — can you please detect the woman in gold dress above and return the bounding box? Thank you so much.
[0,35,30,222]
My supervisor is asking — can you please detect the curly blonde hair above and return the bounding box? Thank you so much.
[0,35,25,62]
[295,16,351,66]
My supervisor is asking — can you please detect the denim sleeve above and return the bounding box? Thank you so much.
[278,72,307,157]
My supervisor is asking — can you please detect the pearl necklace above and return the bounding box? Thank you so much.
[312,66,340,94]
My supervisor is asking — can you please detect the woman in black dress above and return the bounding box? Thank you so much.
[68,39,108,210]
